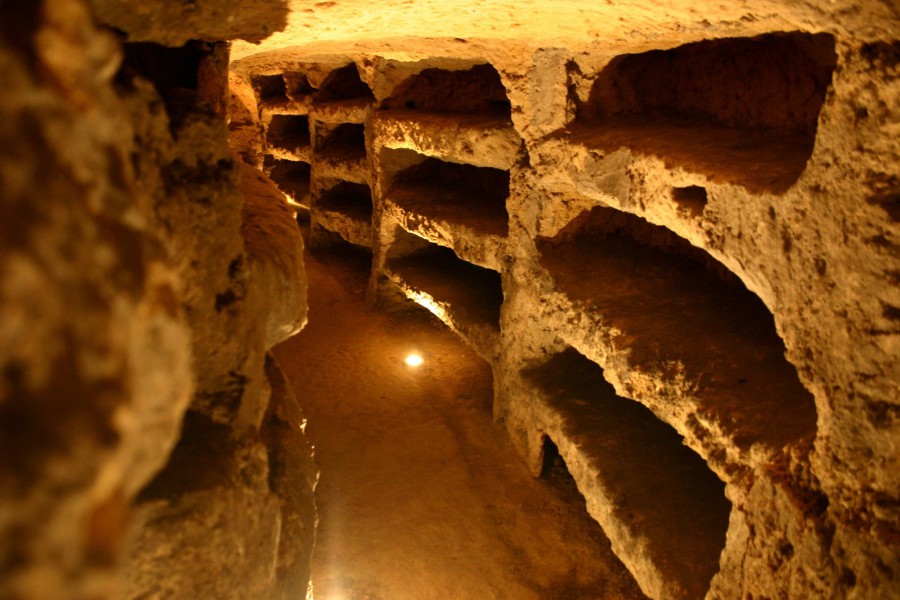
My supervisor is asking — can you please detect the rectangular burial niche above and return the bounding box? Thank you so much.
[575,32,836,193]
[385,227,503,334]
[380,63,511,119]
[385,149,510,238]
[525,347,731,599]
[263,156,311,205]
[536,206,817,461]
[312,180,374,249]
[266,114,311,154]
[315,122,367,162]
[252,73,289,106]
[283,70,316,101]
[314,62,374,104]
[317,181,373,222]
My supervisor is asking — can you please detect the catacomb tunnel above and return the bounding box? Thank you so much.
[1,1,898,599]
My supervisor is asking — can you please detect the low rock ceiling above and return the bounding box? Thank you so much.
[231,0,897,61]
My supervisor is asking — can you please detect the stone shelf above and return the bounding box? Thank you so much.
[573,32,835,194]
[384,156,509,271]
[312,62,374,124]
[260,97,314,121]
[313,181,373,249]
[567,117,816,195]
[374,110,519,170]
[310,98,372,124]
[523,347,730,600]
[536,207,816,478]
[385,242,502,361]
[263,156,311,207]
[264,114,311,162]
[314,123,369,184]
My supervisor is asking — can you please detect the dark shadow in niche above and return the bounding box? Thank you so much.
[529,349,731,599]
[315,63,374,103]
[252,74,288,105]
[386,229,503,332]
[573,32,836,194]
[381,63,511,117]
[267,115,311,153]
[316,123,366,161]
[317,181,373,221]
[387,152,510,237]
[264,156,311,203]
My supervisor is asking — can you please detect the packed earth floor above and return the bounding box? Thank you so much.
[274,237,648,600]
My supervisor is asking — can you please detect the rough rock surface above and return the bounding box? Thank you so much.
[227,72,265,167]
[89,0,290,46]
[1,1,314,599]
[239,160,308,349]
[0,3,193,598]
[234,4,899,596]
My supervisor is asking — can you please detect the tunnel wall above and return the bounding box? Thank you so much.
[0,1,315,599]
[233,18,900,599]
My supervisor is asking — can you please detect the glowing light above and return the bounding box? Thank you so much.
[405,353,424,367]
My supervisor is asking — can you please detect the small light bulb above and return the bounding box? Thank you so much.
[405,353,424,367]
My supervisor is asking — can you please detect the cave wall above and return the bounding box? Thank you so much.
[233,9,899,597]
[0,1,314,599]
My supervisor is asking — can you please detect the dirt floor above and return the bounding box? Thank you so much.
[274,239,647,600]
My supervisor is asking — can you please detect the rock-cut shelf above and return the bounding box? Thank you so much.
[264,114,312,163]
[374,110,520,170]
[311,98,372,125]
[313,181,373,249]
[313,123,369,184]
[523,347,731,600]
[536,207,816,479]
[383,155,509,271]
[385,240,502,362]
[263,156,311,207]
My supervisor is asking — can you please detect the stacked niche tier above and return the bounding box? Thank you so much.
[382,149,509,271]
[536,206,816,478]
[383,229,502,361]
[524,347,730,600]
[374,63,520,170]
[307,62,374,249]
[571,32,836,193]
[254,71,316,209]
[312,180,374,249]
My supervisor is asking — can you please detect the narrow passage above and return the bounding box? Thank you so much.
[275,242,646,600]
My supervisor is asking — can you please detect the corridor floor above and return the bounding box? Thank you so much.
[274,241,646,600]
